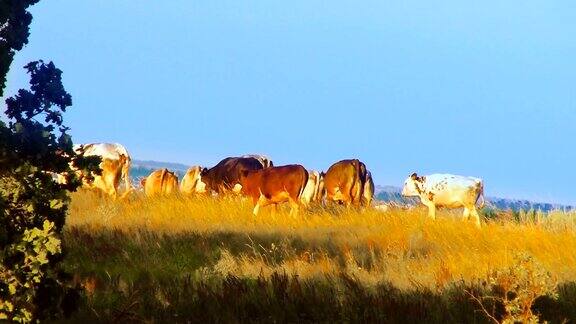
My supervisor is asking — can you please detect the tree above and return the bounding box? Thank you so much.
[0,3,101,320]
[0,0,40,97]
[0,60,97,322]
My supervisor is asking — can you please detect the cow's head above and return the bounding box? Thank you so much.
[401,173,425,197]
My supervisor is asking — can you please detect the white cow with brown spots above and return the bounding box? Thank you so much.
[401,173,485,227]
[73,143,132,198]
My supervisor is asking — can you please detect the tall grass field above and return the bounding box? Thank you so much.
[61,190,576,323]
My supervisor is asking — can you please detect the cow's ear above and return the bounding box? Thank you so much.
[320,171,325,177]
[410,173,418,180]
[201,167,208,175]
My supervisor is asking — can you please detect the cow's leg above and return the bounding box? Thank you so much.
[423,201,436,220]
[252,201,261,216]
[470,207,481,228]
[101,173,117,199]
[271,204,279,218]
[288,198,301,218]
[253,194,268,217]
[463,207,470,220]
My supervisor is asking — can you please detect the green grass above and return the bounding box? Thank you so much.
[60,227,576,323]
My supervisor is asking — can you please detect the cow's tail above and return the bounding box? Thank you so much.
[122,154,132,192]
[160,168,168,192]
[297,168,309,202]
[476,180,485,208]
[352,160,366,205]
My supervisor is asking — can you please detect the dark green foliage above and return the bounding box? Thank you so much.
[2,60,77,238]
[0,61,99,321]
[0,0,40,96]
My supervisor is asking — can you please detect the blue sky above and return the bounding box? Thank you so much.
[3,1,576,204]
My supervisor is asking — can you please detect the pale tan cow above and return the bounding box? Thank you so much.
[180,166,207,195]
[324,159,370,207]
[141,168,179,197]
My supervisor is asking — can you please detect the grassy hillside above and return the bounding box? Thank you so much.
[60,190,576,322]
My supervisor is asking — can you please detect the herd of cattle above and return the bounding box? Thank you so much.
[69,143,486,226]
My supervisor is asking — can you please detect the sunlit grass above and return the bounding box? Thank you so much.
[67,190,576,290]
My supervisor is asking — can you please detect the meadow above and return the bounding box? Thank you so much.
[61,190,576,323]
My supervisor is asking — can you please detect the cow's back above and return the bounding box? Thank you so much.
[424,174,483,207]
[203,157,264,193]
[259,165,308,199]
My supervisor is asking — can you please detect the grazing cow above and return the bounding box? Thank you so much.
[361,171,375,207]
[141,168,179,196]
[401,173,485,227]
[323,159,369,207]
[300,170,325,205]
[73,143,132,197]
[242,154,274,168]
[200,157,264,194]
[180,166,207,195]
[238,165,308,216]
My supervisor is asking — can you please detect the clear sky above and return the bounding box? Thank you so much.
[3,1,576,204]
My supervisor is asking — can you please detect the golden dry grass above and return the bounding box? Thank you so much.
[67,190,576,291]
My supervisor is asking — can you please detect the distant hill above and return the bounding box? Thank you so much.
[131,159,190,181]
[375,185,574,212]
[129,160,574,212]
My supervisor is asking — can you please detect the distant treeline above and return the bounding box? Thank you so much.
[376,191,574,213]
[129,164,573,213]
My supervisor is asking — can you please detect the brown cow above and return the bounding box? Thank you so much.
[200,157,264,194]
[238,165,308,216]
[141,168,179,197]
[323,159,370,207]
[241,154,274,168]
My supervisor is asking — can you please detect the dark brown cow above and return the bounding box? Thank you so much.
[200,157,264,194]
[323,159,370,207]
[238,165,308,216]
